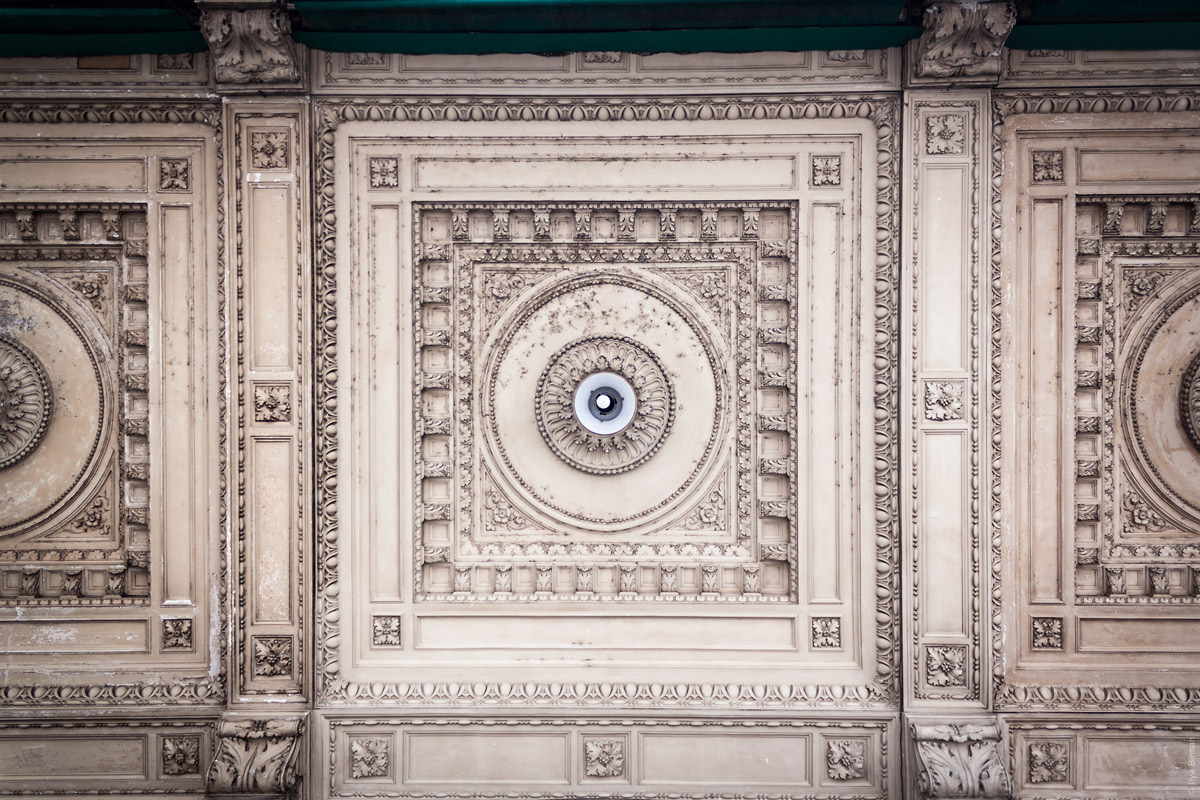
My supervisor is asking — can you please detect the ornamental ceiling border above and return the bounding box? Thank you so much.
[989,88,1200,712]
[325,716,892,800]
[312,93,902,708]
[315,48,895,92]
[0,102,227,708]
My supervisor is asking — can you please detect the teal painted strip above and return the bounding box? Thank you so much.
[293,0,909,34]
[1025,0,1200,24]
[0,8,195,34]
[0,32,207,57]
[294,25,922,53]
[1008,21,1200,50]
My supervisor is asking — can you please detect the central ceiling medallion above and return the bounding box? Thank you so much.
[1183,349,1200,452]
[0,335,54,471]
[536,335,675,475]
[482,269,725,531]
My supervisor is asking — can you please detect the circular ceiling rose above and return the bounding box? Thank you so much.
[1183,350,1200,452]
[537,335,675,475]
[483,270,727,532]
[0,335,53,470]
[1123,280,1200,520]
[0,276,109,534]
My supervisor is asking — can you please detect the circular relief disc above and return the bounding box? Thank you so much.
[484,271,725,531]
[1124,283,1200,516]
[1183,350,1200,452]
[0,278,108,533]
[538,337,674,474]
[0,335,53,470]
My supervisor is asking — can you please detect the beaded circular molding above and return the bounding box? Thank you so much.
[1183,349,1200,452]
[0,335,53,470]
[536,335,675,474]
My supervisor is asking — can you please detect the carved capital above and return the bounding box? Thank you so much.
[199,5,301,86]
[206,714,306,799]
[914,1,1015,82]
[910,721,1011,799]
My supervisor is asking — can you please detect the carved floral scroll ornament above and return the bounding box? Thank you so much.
[915,1,1015,80]
[199,6,301,85]
[910,723,1011,799]
[206,716,305,797]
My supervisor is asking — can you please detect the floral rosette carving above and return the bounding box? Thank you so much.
[536,335,675,475]
[1183,349,1200,452]
[0,335,53,470]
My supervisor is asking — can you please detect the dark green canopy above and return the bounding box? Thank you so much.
[0,0,1197,56]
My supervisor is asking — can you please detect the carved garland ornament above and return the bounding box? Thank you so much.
[0,336,53,470]
[536,335,674,475]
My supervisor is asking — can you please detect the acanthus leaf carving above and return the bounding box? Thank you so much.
[926,645,967,687]
[826,738,866,781]
[910,722,1011,799]
[199,7,301,86]
[250,130,289,170]
[162,734,202,776]
[1027,740,1069,784]
[584,738,625,778]
[915,1,1015,81]
[206,715,305,796]
[349,736,390,779]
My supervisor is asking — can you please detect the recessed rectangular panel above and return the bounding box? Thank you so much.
[160,205,196,605]
[414,615,797,650]
[405,733,569,784]
[0,735,146,778]
[921,431,968,637]
[807,201,843,604]
[1028,199,1064,603]
[640,733,811,786]
[251,438,294,623]
[920,166,966,371]
[0,159,146,191]
[412,156,797,190]
[0,620,149,653]
[401,53,570,73]
[368,204,405,603]
[1077,149,1200,184]
[248,184,294,370]
[1085,737,1194,787]
[1077,618,1200,653]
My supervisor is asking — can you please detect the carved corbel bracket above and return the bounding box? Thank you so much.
[206,714,306,799]
[912,1,1015,83]
[910,721,1012,799]
[198,2,303,88]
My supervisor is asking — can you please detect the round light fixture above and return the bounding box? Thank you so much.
[574,372,636,435]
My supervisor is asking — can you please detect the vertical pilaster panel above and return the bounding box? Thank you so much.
[229,102,311,702]
[902,92,990,710]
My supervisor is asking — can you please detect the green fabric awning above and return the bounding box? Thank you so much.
[0,6,205,56]
[0,1,1196,56]
[292,0,921,52]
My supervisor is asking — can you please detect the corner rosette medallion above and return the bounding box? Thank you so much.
[1183,349,1200,452]
[537,335,674,474]
[0,335,53,470]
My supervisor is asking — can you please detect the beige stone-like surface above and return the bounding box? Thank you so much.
[0,41,1198,800]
